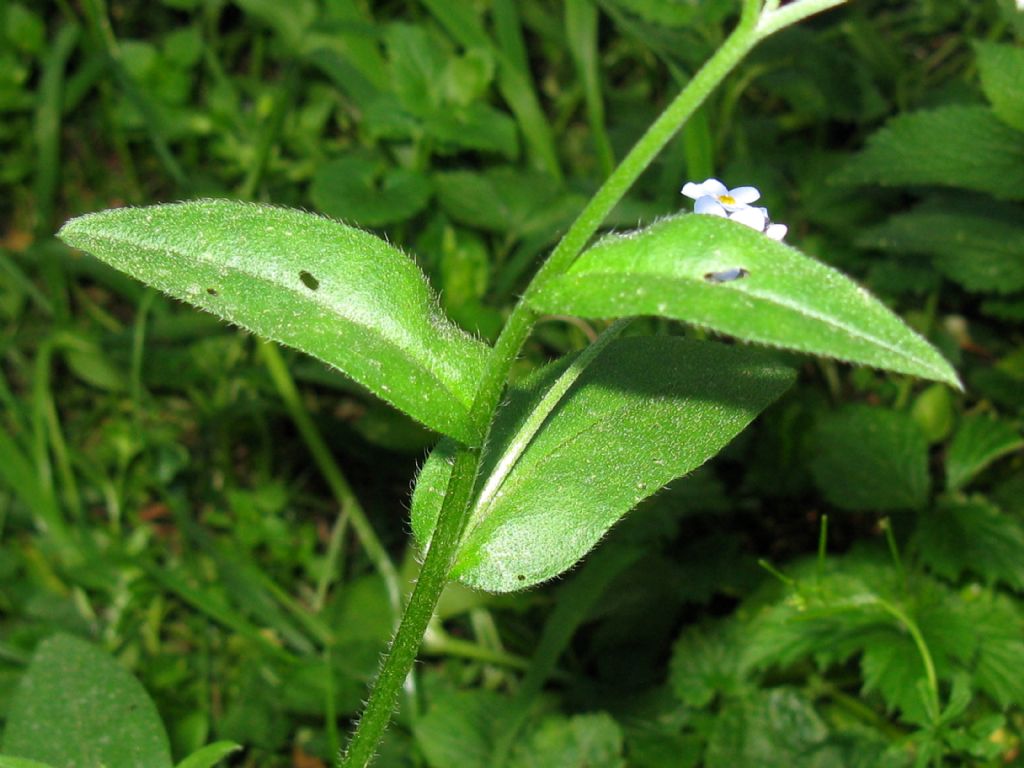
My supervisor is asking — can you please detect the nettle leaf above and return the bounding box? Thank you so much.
[914,498,1024,590]
[833,105,1024,201]
[810,405,930,512]
[58,200,491,442]
[2,634,173,768]
[529,215,958,387]
[975,41,1024,132]
[858,197,1024,294]
[411,337,794,592]
[945,413,1024,492]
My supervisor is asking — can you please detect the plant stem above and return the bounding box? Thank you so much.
[340,1,850,763]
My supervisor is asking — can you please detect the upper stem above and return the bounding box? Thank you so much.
[340,0,850,763]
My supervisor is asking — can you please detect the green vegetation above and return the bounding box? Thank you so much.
[2,1,1023,766]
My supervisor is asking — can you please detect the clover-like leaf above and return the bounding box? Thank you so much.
[530,214,959,387]
[58,200,492,441]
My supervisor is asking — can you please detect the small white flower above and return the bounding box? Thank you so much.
[681,178,761,213]
[682,177,788,241]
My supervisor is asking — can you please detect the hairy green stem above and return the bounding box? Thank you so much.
[340,1,849,763]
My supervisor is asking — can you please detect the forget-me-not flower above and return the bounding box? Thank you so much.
[681,177,788,241]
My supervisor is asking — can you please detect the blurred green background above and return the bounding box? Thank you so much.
[2,1,1024,766]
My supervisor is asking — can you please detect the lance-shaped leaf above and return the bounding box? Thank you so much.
[529,214,959,388]
[411,337,794,592]
[58,200,492,441]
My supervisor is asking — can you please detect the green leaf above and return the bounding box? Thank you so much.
[810,405,930,512]
[705,689,829,768]
[945,413,1023,492]
[2,634,173,768]
[529,215,958,387]
[0,758,57,768]
[57,200,492,442]
[974,41,1024,132]
[433,167,586,240]
[174,742,243,768]
[858,198,1024,294]
[914,499,1024,590]
[669,622,747,708]
[414,689,514,768]
[833,106,1024,201]
[411,336,793,592]
[508,713,626,768]
[960,592,1024,709]
[310,154,432,227]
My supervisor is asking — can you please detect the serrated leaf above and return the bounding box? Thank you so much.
[529,214,958,387]
[411,336,793,592]
[960,593,1024,709]
[858,198,1024,294]
[914,499,1024,590]
[975,41,1024,132]
[810,405,930,511]
[705,689,829,768]
[58,200,491,442]
[174,742,243,768]
[310,154,432,227]
[833,105,1024,200]
[508,713,626,768]
[2,634,173,768]
[669,621,747,708]
[945,413,1023,491]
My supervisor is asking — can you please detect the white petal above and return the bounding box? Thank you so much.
[729,206,767,230]
[681,182,705,200]
[702,178,729,197]
[694,196,728,216]
[729,186,761,204]
[765,223,788,241]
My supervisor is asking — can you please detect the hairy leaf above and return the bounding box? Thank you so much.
[411,337,793,592]
[529,215,958,387]
[945,413,1023,491]
[58,200,491,441]
[3,634,173,768]
[833,105,1024,201]
[810,406,930,511]
[914,499,1024,590]
[858,198,1024,294]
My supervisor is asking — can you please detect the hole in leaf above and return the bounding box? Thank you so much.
[704,267,749,284]
[206,288,219,296]
[517,574,525,581]
[299,271,320,291]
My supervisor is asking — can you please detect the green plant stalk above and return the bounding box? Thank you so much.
[341,1,848,763]
[876,597,941,719]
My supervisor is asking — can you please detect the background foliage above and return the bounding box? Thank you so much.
[2,0,1023,766]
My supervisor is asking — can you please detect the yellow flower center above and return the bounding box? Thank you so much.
[718,194,736,205]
